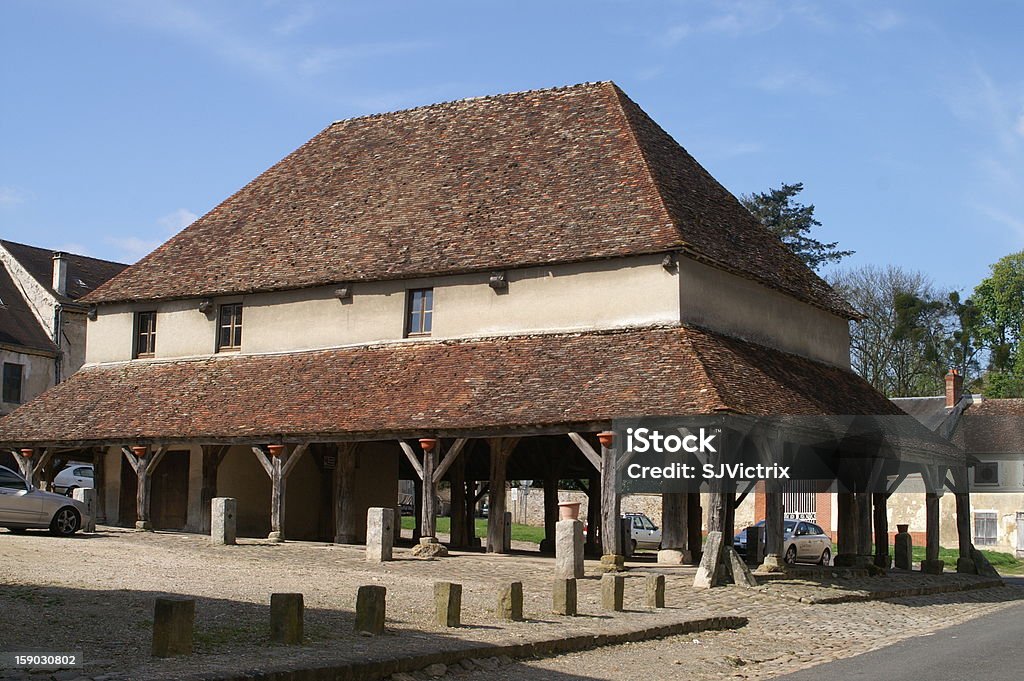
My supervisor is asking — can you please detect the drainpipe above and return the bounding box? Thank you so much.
[53,303,63,384]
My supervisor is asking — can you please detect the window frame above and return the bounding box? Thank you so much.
[974,511,998,546]
[974,462,1000,486]
[133,311,158,359]
[404,288,433,337]
[217,303,244,353]
[2,362,23,404]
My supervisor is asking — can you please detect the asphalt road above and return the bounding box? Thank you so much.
[776,580,1024,681]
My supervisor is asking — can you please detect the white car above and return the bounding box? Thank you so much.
[53,463,94,496]
[0,465,90,536]
[624,512,662,551]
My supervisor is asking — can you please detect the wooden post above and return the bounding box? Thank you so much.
[449,453,468,548]
[952,466,974,573]
[412,477,423,541]
[856,492,873,560]
[486,437,518,553]
[658,492,690,564]
[873,492,890,568]
[123,445,167,531]
[421,440,438,539]
[586,471,601,553]
[334,443,359,544]
[252,444,307,542]
[925,491,940,563]
[762,482,785,571]
[687,492,702,564]
[92,446,106,523]
[597,431,622,569]
[541,460,561,554]
[834,492,857,565]
[199,446,229,534]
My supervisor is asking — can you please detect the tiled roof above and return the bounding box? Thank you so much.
[1,240,127,303]
[0,325,900,446]
[951,399,1024,453]
[84,82,854,317]
[0,264,57,354]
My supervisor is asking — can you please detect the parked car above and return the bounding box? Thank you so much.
[53,463,94,496]
[0,465,90,536]
[734,519,832,565]
[624,512,662,551]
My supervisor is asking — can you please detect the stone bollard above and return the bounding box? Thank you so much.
[503,511,512,553]
[355,585,387,635]
[72,488,96,532]
[434,582,462,627]
[366,507,394,563]
[555,519,584,579]
[645,574,665,608]
[152,598,195,657]
[211,497,237,545]
[498,581,524,621]
[894,524,913,570]
[552,578,577,616]
[270,593,304,644]
[601,573,624,612]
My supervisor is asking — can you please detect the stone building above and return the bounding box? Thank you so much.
[0,240,126,418]
[0,82,968,570]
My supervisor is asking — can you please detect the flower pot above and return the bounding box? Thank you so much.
[131,446,147,458]
[19,448,33,458]
[267,444,286,458]
[896,524,910,534]
[596,431,615,448]
[558,501,582,521]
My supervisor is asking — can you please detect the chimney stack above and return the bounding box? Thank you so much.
[52,252,68,296]
[945,369,964,408]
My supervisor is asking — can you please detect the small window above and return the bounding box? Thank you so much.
[405,288,433,337]
[974,511,997,546]
[74,467,93,478]
[974,462,1000,486]
[2,362,23,403]
[632,516,643,529]
[134,311,157,358]
[218,304,243,352]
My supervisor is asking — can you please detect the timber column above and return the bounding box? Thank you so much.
[598,431,624,571]
[658,492,691,564]
[486,438,518,553]
[952,466,976,573]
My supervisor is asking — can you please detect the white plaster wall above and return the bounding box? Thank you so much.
[0,245,55,334]
[85,254,681,363]
[678,258,851,367]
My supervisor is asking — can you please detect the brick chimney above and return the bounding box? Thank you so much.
[945,368,964,408]
[52,252,68,296]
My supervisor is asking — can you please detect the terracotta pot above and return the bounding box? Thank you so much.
[896,524,910,534]
[131,446,147,458]
[596,431,615,448]
[20,448,33,458]
[267,444,286,458]
[419,438,438,453]
[558,501,582,521]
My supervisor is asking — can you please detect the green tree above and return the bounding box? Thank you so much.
[972,252,1024,397]
[741,182,853,271]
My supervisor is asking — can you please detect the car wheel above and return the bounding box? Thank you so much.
[819,548,831,566]
[50,507,80,536]
[66,485,79,497]
[784,545,797,564]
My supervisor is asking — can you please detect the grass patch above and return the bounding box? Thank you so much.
[904,545,1024,574]
[400,516,546,544]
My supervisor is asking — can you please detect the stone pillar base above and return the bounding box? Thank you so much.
[657,548,692,565]
[874,553,892,569]
[833,553,874,568]
[135,521,152,532]
[599,554,625,572]
[920,559,945,575]
[956,557,978,574]
[411,536,449,559]
[267,531,283,543]
[756,554,787,573]
[334,533,359,545]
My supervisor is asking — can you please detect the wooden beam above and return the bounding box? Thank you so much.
[567,432,602,472]
[432,438,468,484]
[486,437,519,553]
[422,443,438,538]
[397,440,424,481]
[600,435,621,557]
[251,446,273,477]
[281,443,309,479]
[334,443,360,544]
[121,446,142,476]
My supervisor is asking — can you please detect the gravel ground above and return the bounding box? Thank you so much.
[0,526,1020,681]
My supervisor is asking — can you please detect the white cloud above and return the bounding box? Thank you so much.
[755,69,836,96]
[157,208,198,234]
[1016,112,1024,138]
[864,9,905,32]
[274,5,316,36]
[104,236,162,263]
[0,186,27,205]
[298,41,433,77]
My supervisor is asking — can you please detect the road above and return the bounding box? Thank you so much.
[777,581,1024,681]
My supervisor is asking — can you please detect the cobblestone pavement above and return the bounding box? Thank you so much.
[0,527,1020,681]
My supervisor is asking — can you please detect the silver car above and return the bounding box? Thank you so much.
[734,519,832,565]
[0,465,90,536]
[624,512,662,551]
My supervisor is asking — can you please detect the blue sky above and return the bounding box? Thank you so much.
[1,1,1022,295]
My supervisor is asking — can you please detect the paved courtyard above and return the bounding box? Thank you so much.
[0,527,1021,681]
